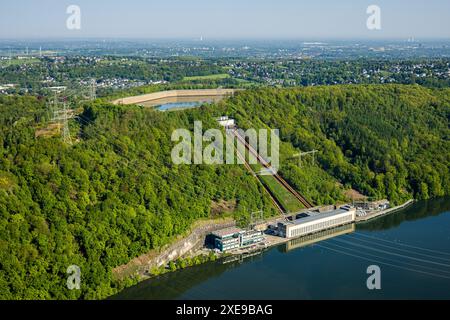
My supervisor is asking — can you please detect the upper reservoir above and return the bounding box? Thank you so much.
[113,197,450,300]
[112,89,237,110]
[140,95,226,111]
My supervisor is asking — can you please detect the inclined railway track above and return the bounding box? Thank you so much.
[231,128,313,209]
[233,139,285,214]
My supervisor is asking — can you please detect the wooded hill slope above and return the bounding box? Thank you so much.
[0,96,275,299]
[220,84,449,205]
[0,84,449,299]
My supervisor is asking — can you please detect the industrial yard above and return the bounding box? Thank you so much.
[207,116,412,256]
[209,204,356,254]
[207,199,414,257]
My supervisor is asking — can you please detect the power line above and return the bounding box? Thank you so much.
[344,233,450,263]
[50,89,73,145]
[316,243,450,280]
[292,149,318,167]
[90,78,96,100]
[332,237,450,268]
[326,239,450,276]
[62,102,72,145]
[354,232,450,257]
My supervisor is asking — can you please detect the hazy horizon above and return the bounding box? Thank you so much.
[1,0,450,40]
[1,37,450,42]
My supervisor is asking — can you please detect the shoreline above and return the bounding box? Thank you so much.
[355,199,415,223]
[222,199,417,256]
[112,216,236,281]
[111,198,416,296]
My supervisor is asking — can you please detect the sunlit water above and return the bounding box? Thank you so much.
[113,197,450,300]
[138,95,225,111]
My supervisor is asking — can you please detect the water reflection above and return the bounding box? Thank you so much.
[139,95,226,110]
[112,197,450,300]
[281,223,355,252]
[358,197,450,231]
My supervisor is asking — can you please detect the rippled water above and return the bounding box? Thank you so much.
[113,197,450,300]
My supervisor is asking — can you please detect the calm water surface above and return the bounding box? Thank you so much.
[139,95,225,110]
[114,197,450,299]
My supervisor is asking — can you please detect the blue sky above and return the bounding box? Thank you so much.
[1,0,449,39]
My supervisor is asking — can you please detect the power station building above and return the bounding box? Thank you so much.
[211,227,264,252]
[212,227,241,252]
[277,207,356,239]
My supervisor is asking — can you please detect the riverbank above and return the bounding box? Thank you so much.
[355,199,415,223]
[111,199,416,295]
[221,199,416,256]
[112,216,236,281]
[112,197,450,300]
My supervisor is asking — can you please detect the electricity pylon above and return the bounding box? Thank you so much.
[293,149,318,167]
[61,102,72,145]
[249,210,264,229]
[50,90,72,145]
[90,79,96,100]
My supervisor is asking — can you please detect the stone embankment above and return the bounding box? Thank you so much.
[113,218,235,279]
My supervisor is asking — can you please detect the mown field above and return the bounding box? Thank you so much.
[183,73,231,81]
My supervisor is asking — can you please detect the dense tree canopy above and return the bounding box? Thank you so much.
[220,84,450,204]
[0,84,449,299]
[0,96,274,299]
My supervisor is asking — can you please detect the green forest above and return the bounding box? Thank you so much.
[220,84,450,204]
[0,84,449,299]
[0,96,275,299]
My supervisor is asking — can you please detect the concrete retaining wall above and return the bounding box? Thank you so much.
[112,89,237,105]
[145,220,236,272]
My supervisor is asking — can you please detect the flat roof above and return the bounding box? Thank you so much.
[211,227,242,238]
[288,208,353,226]
[241,229,263,235]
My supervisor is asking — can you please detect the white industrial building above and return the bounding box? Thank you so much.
[217,116,235,128]
[278,207,356,239]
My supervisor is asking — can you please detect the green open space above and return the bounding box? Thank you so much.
[0,58,40,66]
[249,163,304,213]
[183,73,231,81]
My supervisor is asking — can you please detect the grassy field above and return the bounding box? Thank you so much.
[97,59,148,66]
[183,73,231,81]
[259,174,304,213]
[0,58,40,66]
[250,163,304,213]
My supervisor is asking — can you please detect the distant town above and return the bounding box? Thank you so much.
[1,39,450,96]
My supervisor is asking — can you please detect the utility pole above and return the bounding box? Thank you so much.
[249,210,264,230]
[90,79,96,100]
[61,101,72,145]
[51,89,72,145]
[293,150,318,167]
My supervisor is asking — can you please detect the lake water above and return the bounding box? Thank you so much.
[113,197,450,300]
[139,95,226,111]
